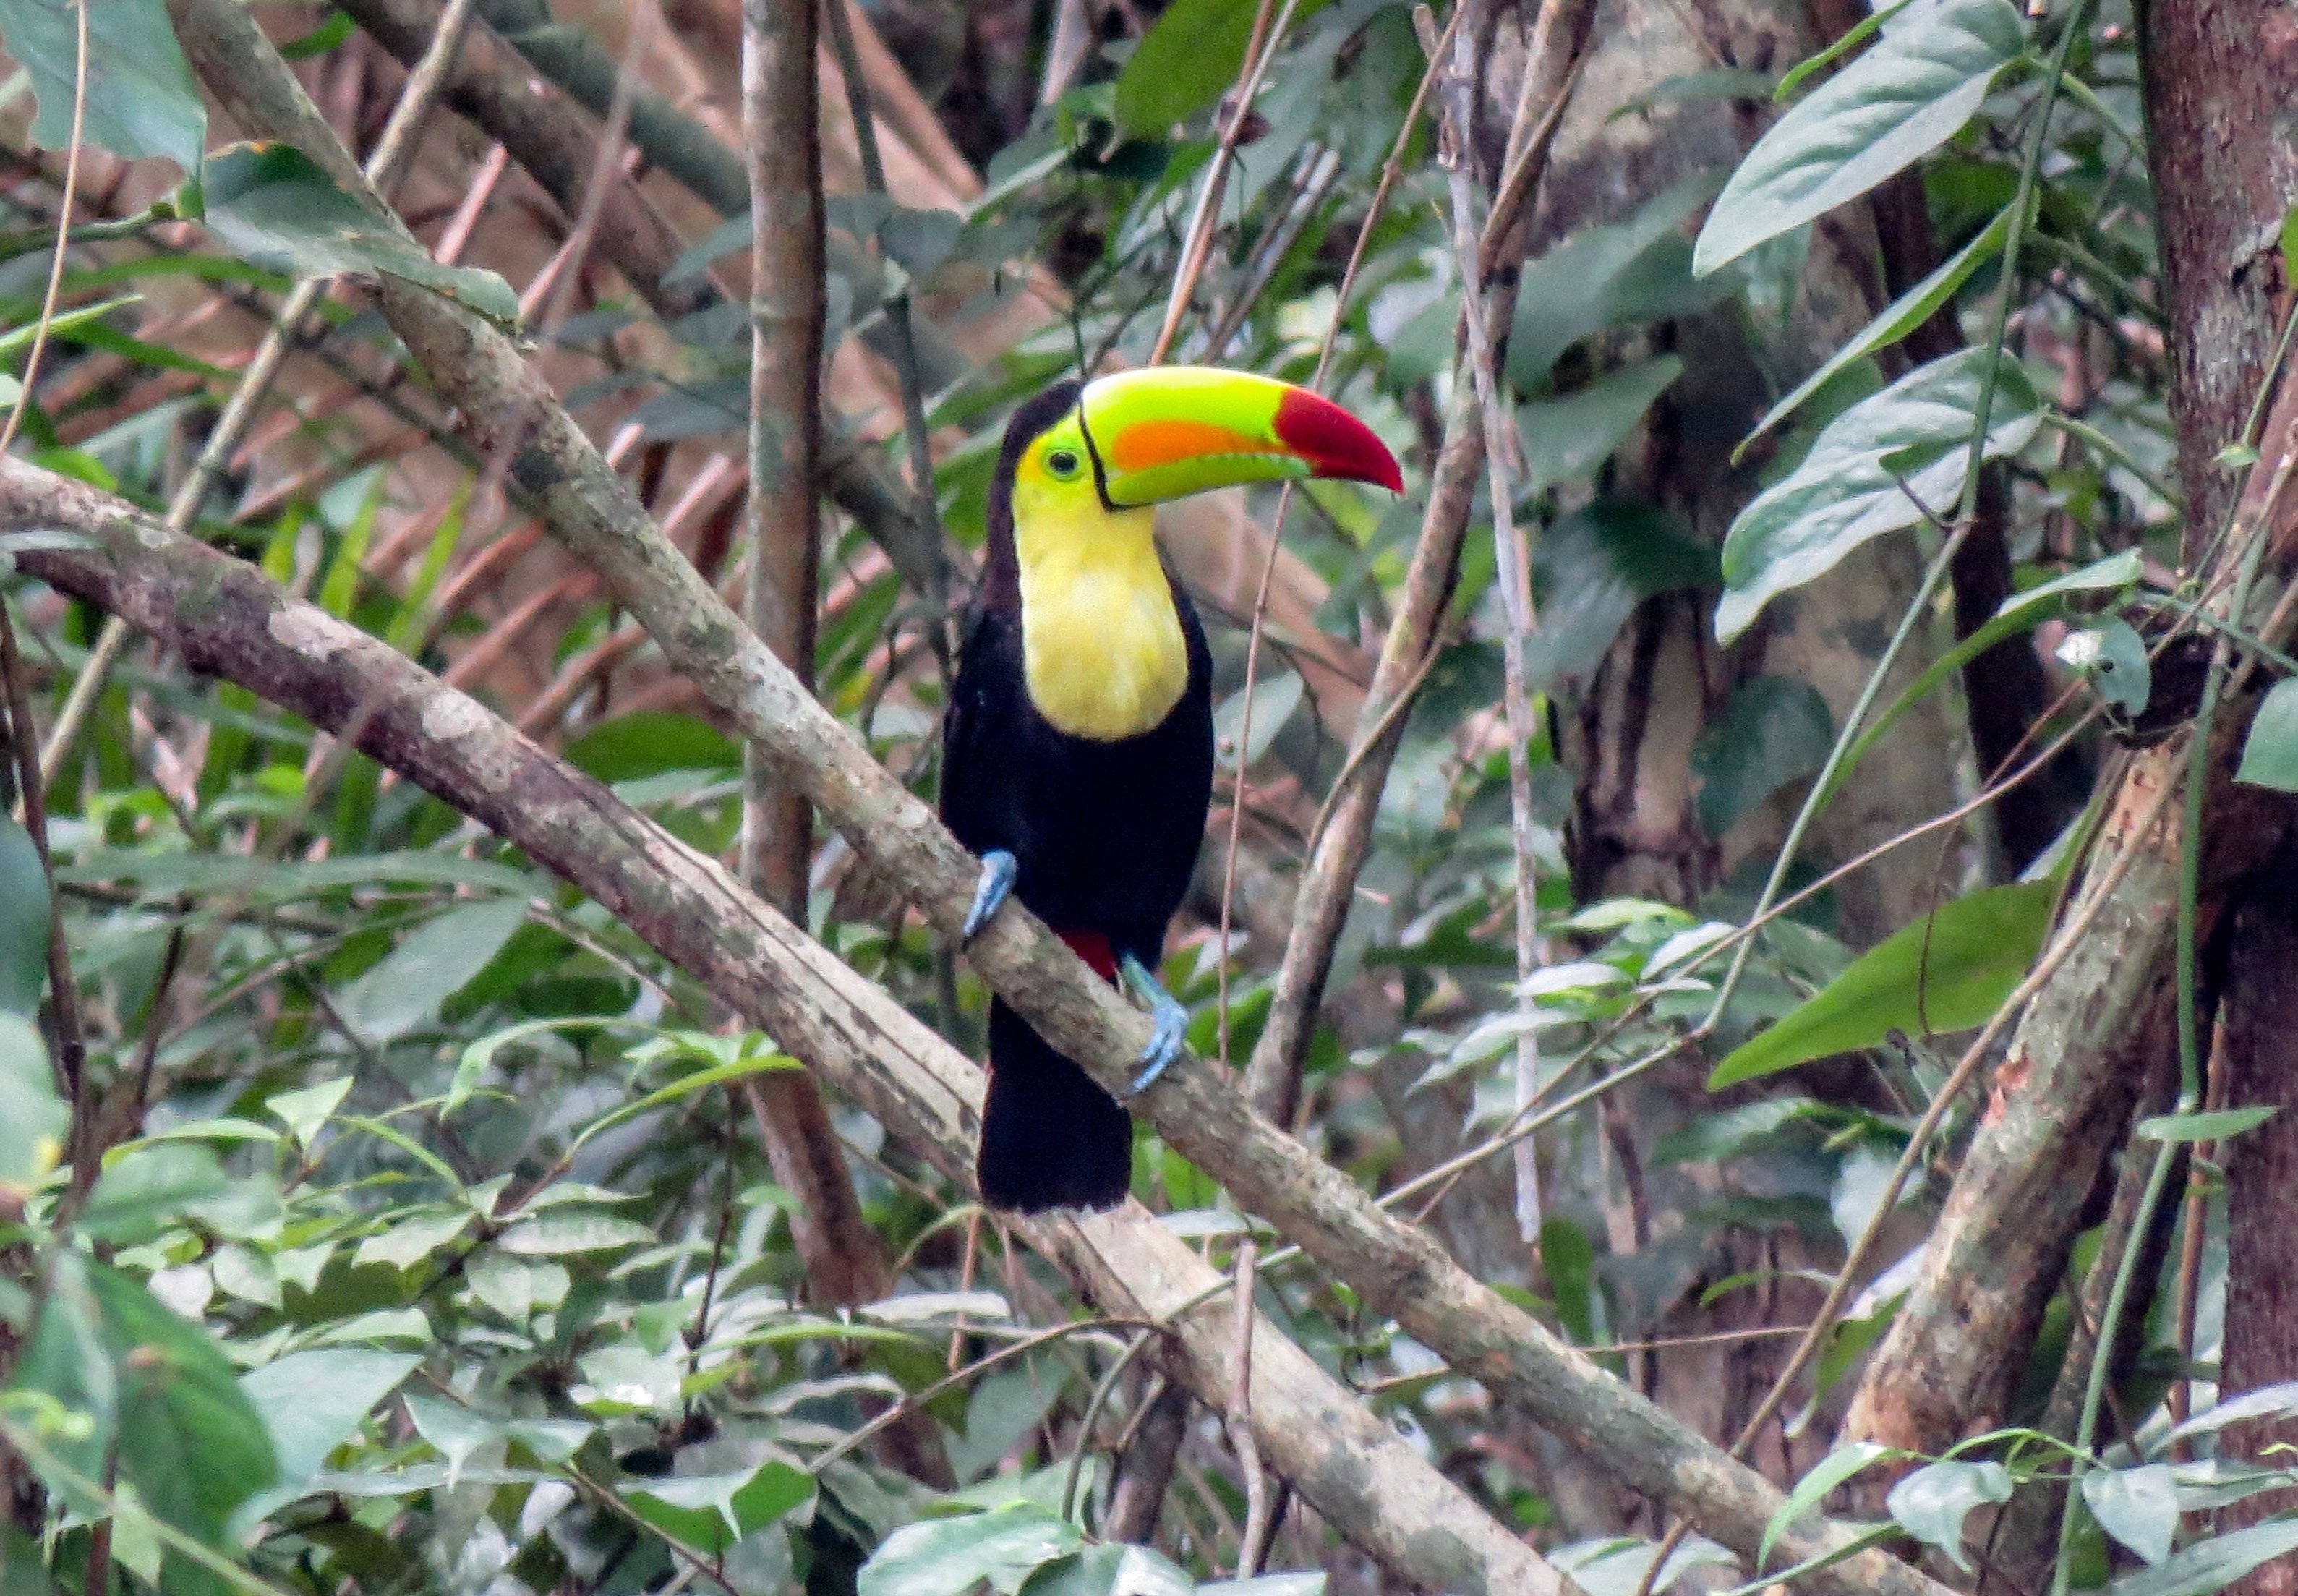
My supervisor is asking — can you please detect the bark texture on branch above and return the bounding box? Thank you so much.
[1,458,1569,1596]
[2139,0,2298,551]
[153,7,1956,1584]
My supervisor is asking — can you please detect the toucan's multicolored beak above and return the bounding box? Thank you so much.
[1076,367,1403,508]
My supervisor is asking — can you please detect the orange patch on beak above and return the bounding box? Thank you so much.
[1105,417,1285,474]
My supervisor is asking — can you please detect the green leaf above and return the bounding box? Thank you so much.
[1518,357,1684,498]
[1711,880,2056,1088]
[2237,678,2298,791]
[233,1348,420,1522]
[2137,1106,2278,1144]
[1215,671,1304,768]
[859,1503,1085,1596]
[618,1461,813,1556]
[1693,0,2026,276]
[2083,1464,2178,1567]
[0,1012,66,1192]
[1772,0,1918,101]
[1509,173,1728,388]
[0,814,50,1018]
[336,898,529,1046]
[567,1048,799,1153]
[1691,677,1835,838]
[0,0,205,179]
[1741,202,2016,453]
[2058,619,2150,714]
[1024,1545,1197,1596]
[2106,1519,2298,1596]
[199,142,518,325]
[262,1076,352,1145]
[1716,347,2041,641]
[493,1211,656,1255]
[564,711,738,781]
[1884,1459,2010,1571]
[2164,1382,2298,1451]
[77,1143,229,1245]
[1540,1216,1599,1347]
[27,1258,280,1547]
[1761,1443,1899,1569]
[1526,501,1718,691]
[1112,0,1334,135]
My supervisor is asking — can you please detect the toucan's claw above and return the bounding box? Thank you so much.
[962,850,1017,944]
[1119,954,1189,1097]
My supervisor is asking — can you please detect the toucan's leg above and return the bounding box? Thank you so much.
[962,850,1017,944]
[1118,953,1189,1096]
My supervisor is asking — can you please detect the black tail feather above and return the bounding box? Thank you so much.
[977,997,1132,1212]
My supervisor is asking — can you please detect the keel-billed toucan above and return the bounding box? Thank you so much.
[944,367,1401,1212]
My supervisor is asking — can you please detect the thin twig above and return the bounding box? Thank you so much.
[1227,1239,1270,1576]
[1426,3,1550,1243]
[1147,0,1297,364]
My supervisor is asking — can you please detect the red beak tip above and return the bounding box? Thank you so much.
[1274,388,1404,494]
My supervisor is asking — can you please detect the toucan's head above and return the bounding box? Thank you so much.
[997,367,1403,532]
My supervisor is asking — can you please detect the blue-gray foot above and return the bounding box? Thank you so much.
[1118,953,1188,1096]
[961,850,1017,944]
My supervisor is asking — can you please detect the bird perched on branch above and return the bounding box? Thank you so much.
[944,367,1401,1211]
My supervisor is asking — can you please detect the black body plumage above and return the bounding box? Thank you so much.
[941,383,1215,1211]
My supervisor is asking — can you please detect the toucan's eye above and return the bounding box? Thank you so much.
[1043,448,1082,480]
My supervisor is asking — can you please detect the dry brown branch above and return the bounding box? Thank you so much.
[4,456,1573,1596]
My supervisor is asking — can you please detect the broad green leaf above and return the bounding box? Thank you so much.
[1527,502,1718,691]
[233,1348,420,1522]
[1716,347,2041,641]
[1884,1459,2010,1570]
[2084,1464,2179,1567]
[263,1076,352,1145]
[1711,880,2056,1088]
[567,1049,800,1152]
[351,1206,473,1269]
[0,0,205,180]
[77,1143,229,1245]
[859,1503,1085,1596]
[1741,203,2016,453]
[2057,619,2150,714]
[1550,1535,1736,1596]
[1761,1443,1898,1569]
[2237,678,2298,791]
[1691,677,1835,837]
[1112,0,1333,135]
[82,1259,277,1545]
[1215,671,1304,768]
[1693,0,2026,276]
[493,1211,657,1255]
[0,814,49,1018]
[618,1461,813,1556]
[564,710,738,781]
[1518,357,1684,498]
[1509,173,1728,388]
[2163,1381,2298,1451]
[1772,0,1918,102]
[1025,1545,1197,1596]
[0,1012,65,1192]
[199,142,518,325]
[63,846,533,902]
[9,1249,116,1505]
[2106,1519,2298,1596]
[336,898,529,1045]
[1541,1216,1599,1347]
[2137,1106,2278,1145]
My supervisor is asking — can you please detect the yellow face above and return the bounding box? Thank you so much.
[1009,411,1103,529]
[1008,409,1185,743]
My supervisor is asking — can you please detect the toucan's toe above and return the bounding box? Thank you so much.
[1119,954,1189,1097]
[962,850,1017,944]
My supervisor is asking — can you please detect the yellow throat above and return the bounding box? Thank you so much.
[1012,491,1189,743]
